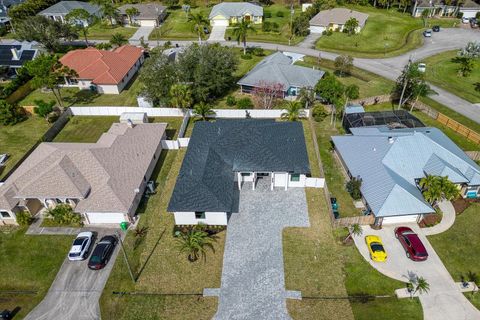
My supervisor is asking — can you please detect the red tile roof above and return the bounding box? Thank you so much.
[59,46,144,85]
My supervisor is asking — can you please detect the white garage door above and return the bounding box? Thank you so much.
[212,19,229,26]
[382,215,419,225]
[86,212,126,224]
[309,26,325,33]
[139,20,157,27]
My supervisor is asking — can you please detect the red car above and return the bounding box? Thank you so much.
[394,227,428,261]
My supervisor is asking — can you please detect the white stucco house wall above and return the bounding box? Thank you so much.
[209,2,263,26]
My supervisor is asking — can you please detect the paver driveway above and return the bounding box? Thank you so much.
[354,224,480,320]
[26,229,121,320]
[212,184,310,320]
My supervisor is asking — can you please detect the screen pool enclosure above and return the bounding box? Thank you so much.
[343,110,425,133]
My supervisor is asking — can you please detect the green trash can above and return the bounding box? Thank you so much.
[120,221,128,231]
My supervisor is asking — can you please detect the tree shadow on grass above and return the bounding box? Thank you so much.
[134,228,166,282]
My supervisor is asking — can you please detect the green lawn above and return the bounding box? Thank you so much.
[0,116,50,179]
[316,6,458,58]
[19,76,142,107]
[88,23,138,40]
[225,4,305,45]
[0,227,73,319]
[428,203,480,283]
[150,7,212,41]
[422,50,480,104]
[100,148,225,319]
[364,102,480,151]
[297,57,395,98]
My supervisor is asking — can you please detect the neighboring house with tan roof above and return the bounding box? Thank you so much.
[118,3,167,27]
[309,8,369,33]
[0,121,167,225]
[59,45,144,94]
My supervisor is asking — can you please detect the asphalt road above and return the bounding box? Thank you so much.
[25,230,122,320]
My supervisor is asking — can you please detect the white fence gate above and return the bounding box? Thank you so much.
[305,177,325,188]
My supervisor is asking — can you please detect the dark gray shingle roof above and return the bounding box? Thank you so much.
[168,120,310,213]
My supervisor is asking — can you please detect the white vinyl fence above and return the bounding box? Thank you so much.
[305,177,325,188]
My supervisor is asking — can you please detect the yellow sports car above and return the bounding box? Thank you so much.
[365,235,387,262]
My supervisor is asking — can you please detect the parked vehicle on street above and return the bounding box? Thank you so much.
[462,17,470,24]
[418,63,426,73]
[423,29,432,37]
[432,25,440,32]
[365,235,387,262]
[68,232,93,261]
[395,226,428,261]
[470,18,478,28]
[88,235,118,270]
[0,154,9,166]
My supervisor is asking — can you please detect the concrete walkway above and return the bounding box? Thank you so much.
[422,200,456,236]
[354,224,480,320]
[26,215,120,235]
[129,26,154,43]
[298,32,322,48]
[210,184,310,319]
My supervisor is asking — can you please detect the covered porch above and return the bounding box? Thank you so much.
[235,171,305,191]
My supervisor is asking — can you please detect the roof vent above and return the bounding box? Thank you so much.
[372,147,376,152]
[388,136,394,144]
[127,119,134,128]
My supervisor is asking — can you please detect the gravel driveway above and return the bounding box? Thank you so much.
[25,229,122,320]
[212,185,310,320]
[354,224,480,320]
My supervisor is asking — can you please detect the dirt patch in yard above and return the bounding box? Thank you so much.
[419,213,442,228]
[452,198,479,215]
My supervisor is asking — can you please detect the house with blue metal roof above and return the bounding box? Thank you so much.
[209,2,263,26]
[168,119,311,225]
[332,126,480,226]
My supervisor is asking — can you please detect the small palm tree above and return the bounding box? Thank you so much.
[188,13,209,43]
[409,82,432,112]
[281,101,305,122]
[169,84,193,110]
[298,88,315,109]
[468,271,478,296]
[176,227,217,262]
[414,276,430,296]
[110,33,128,47]
[231,20,256,55]
[439,176,460,201]
[125,7,140,25]
[193,102,216,121]
[343,223,362,243]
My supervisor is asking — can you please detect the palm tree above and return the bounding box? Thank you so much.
[409,82,432,112]
[414,276,430,296]
[125,7,140,25]
[169,84,193,110]
[281,101,305,122]
[188,13,209,43]
[343,223,362,243]
[193,102,216,120]
[419,174,439,191]
[65,8,92,46]
[100,2,119,26]
[439,176,460,201]
[176,227,217,262]
[298,88,316,109]
[467,271,478,296]
[231,20,256,55]
[110,33,128,47]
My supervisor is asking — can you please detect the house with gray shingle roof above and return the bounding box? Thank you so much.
[168,120,310,226]
[209,2,263,26]
[38,1,101,27]
[118,3,167,27]
[0,122,166,225]
[332,126,480,226]
[237,52,325,98]
[309,8,368,34]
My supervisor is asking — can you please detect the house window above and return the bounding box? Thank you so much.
[68,78,78,85]
[0,211,11,218]
[241,172,251,176]
[195,212,206,219]
[290,174,300,182]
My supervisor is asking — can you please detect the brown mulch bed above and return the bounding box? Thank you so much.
[419,213,442,228]
[452,198,479,215]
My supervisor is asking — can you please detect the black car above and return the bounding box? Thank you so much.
[432,25,440,32]
[203,26,210,34]
[87,235,117,270]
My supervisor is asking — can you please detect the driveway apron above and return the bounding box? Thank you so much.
[213,185,310,320]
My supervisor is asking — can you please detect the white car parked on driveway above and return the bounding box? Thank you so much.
[418,63,426,73]
[68,232,93,261]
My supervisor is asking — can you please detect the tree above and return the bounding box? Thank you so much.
[421,9,430,27]
[232,20,256,55]
[414,277,430,296]
[292,14,310,37]
[66,8,92,46]
[25,54,77,108]
[164,0,180,7]
[193,102,216,120]
[313,0,335,11]
[342,84,359,122]
[251,81,284,109]
[439,176,460,201]
[467,271,478,296]
[188,13,209,43]
[110,33,128,47]
[176,226,217,262]
[281,101,305,121]
[343,223,362,243]
[8,0,58,22]
[419,175,459,205]
[33,99,56,119]
[0,100,25,125]
[392,62,427,109]
[14,16,78,53]
[409,82,432,112]
[334,55,354,77]
[169,84,193,110]
[346,176,362,200]
[343,18,359,35]
[315,71,345,107]
[298,87,316,109]
[99,1,119,25]
[454,42,480,77]
[125,7,140,25]
[399,0,410,13]
[474,82,480,92]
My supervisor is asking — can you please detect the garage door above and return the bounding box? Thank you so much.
[309,26,325,33]
[139,20,157,27]
[86,212,126,224]
[460,10,476,18]
[212,19,229,26]
[382,215,419,225]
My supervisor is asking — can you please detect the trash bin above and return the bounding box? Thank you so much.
[120,221,128,231]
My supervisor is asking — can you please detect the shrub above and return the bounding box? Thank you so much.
[47,204,83,226]
[264,11,272,18]
[346,176,363,200]
[276,10,284,17]
[16,210,33,226]
[272,22,279,31]
[46,111,60,123]
[250,47,265,56]
[262,21,272,32]
[0,100,26,125]
[312,105,328,122]
[33,99,55,118]
[237,97,254,109]
[240,53,252,60]
[226,95,236,106]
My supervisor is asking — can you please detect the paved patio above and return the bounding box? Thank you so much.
[210,184,310,319]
